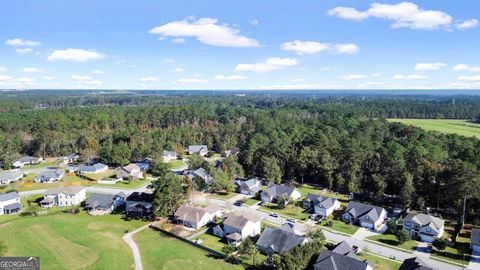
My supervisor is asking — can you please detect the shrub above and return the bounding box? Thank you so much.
[433,238,447,251]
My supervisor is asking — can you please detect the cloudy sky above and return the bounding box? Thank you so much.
[1,0,479,90]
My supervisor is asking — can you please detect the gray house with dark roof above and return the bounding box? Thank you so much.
[125,192,154,218]
[13,156,42,168]
[188,145,208,156]
[235,178,262,195]
[471,228,480,253]
[187,168,213,185]
[303,193,341,218]
[399,257,433,270]
[0,170,23,185]
[78,163,108,174]
[256,226,309,255]
[314,250,372,270]
[85,192,126,215]
[260,184,301,204]
[403,213,445,243]
[0,192,21,215]
[342,201,387,230]
[34,170,65,183]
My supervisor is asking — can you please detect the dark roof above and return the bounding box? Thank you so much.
[264,184,297,198]
[3,202,21,211]
[332,241,356,258]
[314,250,370,270]
[256,227,306,254]
[471,229,480,246]
[0,192,19,202]
[126,192,154,203]
[345,201,386,220]
[85,192,124,209]
[305,193,322,202]
[399,257,433,270]
[0,170,23,183]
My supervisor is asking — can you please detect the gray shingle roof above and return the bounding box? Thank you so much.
[174,205,208,223]
[79,163,108,172]
[3,202,21,211]
[188,145,208,153]
[256,227,306,254]
[471,229,480,246]
[16,156,39,164]
[332,241,357,258]
[0,192,19,202]
[85,192,124,209]
[345,201,386,221]
[399,257,433,270]
[35,170,64,181]
[224,212,261,230]
[163,150,177,157]
[45,186,85,196]
[264,184,297,198]
[0,170,23,183]
[404,213,444,233]
[314,250,370,270]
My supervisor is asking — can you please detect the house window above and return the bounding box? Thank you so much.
[426,228,431,233]
[365,216,369,220]
[404,221,411,227]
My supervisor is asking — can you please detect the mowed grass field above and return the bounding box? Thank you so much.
[134,228,244,270]
[0,212,145,270]
[388,119,480,138]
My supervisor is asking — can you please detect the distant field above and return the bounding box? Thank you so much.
[388,119,480,138]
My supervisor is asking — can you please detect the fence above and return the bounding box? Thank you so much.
[149,224,226,258]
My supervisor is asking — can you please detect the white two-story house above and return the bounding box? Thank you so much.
[403,213,445,243]
[40,186,86,208]
[213,212,262,246]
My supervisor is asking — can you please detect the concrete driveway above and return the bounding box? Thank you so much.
[413,242,431,258]
[469,252,480,270]
[352,227,380,240]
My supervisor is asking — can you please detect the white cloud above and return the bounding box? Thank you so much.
[250,19,259,26]
[15,48,34,54]
[334,44,360,55]
[140,77,158,82]
[71,75,102,86]
[393,74,427,80]
[328,7,369,21]
[42,76,55,80]
[281,40,359,55]
[458,75,480,81]
[22,67,42,73]
[171,38,186,44]
[149,17,260,47]
[341,74,368,80]
[214,75,247,80]
[173,67,184,72]
[328,2,453,30]
[48,49,105,62]
[452,64,480,72]
[163,58,176,63]
[456,19,479,30]
[0,66,7,72]
[92,70,104,74]
[235,57,299,73]
[414,62,446,71]
[176,78,208,84]
[281,40,330,55]
[5,38,41,47]
[0,75,12,81]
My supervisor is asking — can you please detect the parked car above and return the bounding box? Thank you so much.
[234,200,244,206]
[270,213,279,218]
[287,218,297,223]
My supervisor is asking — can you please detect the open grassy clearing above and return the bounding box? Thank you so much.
[259,201,310,221]
[366,233,418,251]
[0,210,146,270]
[388,119,480,138]
[168,159,186,170]
[94,179,149,189]
[356,252,401,270]
[196,233,227,253]
[0,174,94,192]
[134,228,244,270]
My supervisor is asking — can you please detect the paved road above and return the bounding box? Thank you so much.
[123,222,154,270]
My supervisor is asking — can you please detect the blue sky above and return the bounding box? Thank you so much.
[0,0,479,90]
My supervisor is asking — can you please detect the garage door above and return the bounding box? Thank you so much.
[360,221,373,229]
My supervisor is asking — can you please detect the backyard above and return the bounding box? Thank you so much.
[319,218,359,235]
[0,173,94,192]
[356,252,401,270]
[259,201,310,221]
[134,228,244,270]
[0,210,146,270]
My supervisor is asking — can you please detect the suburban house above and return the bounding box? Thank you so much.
[0,192,21,215]
[40,186,86,208]
[34,170,65,183]
[213,212,262,246]
[403,213,445,243]
[60,153,79,164]
[78,163,108,174]
[303,193,341,218]
[314,250,371,270]
[136,158,152,172]
[174,204,222,229]
[342,201,387,230]
[0,170,23,185]
[471,229,480,253]
[13,156,42,168]
[221,147,240,157]
[85,192,126,215]
[235,178,262,195]
[188,145,208,156]
[115,163,143,179]
[187,168,213,185]
[125,192,154,218]
[162,150,178,162]
[256,225,309,255]
[399,257,433,270]
[260,184,301,203]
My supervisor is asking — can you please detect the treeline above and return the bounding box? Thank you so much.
[0,95,479,223]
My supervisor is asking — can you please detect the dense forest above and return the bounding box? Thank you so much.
[0,91,479,223]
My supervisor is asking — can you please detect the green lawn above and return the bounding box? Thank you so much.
[367,233,418,251]
[207,192,238,200]
[244,197,261,206]
[388,119,480,138]
[0,174,94,192]
[83,169,115,181]
[94,179,149,189]
[0,210,146,270]
[357,252,401,270]
[259,201,310,221]
[430,228,471,266]
[319,218,359,235]
[134,228,244,270]
[168,159,185,170]
[196,233,228,253]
